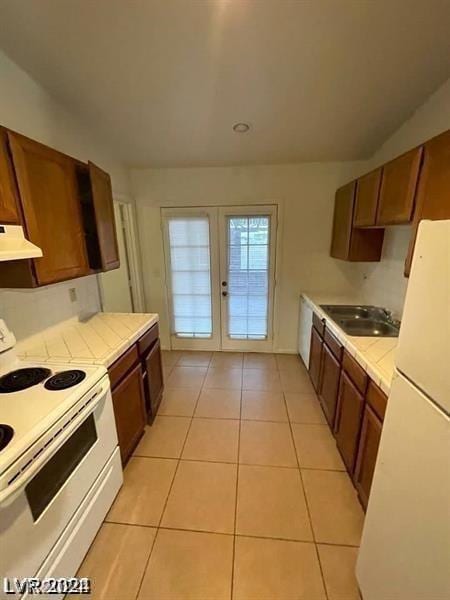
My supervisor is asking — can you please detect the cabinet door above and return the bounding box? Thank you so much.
[330,182,355,259]
[309,326,323,393]
[8,131,89,285]
[111,362,146,464]
[334,371,364,473]
[354,168,382,227]
[0,128,20,224]
[354,404,383,510]
[88,161,120,271]
[144,338,164,422]
[376,146,423,225]
[405,130,450,276]
[319,343,341,427]
[330,181,384,262]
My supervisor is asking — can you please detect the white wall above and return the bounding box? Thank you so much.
[0,50,131,339]
[131,162,364,351]
[0,276,101,341]
[131,78,450,351]
[352,78,450,316]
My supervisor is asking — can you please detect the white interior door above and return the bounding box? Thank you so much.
[219,205,277,351]
[162,207,221,351]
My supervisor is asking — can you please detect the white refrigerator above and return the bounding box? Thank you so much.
[356,220,450,600]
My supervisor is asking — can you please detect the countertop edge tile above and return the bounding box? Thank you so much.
[18,312,159,368]
[301,293,396,392]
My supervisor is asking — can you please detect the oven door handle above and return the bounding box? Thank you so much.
[0,382,108,507]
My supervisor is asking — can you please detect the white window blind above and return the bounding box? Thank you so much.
[227,216,270,340]
[167,217,212,338]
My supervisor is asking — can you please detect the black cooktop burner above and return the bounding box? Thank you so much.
[0,424,14,451]
[0,367,52,393]
[44,370,86,391]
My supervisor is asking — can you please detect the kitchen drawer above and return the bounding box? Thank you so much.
[366,380,388,421]
[108,344,139,389]
[138,323,159,356]
[313,313,325,338]
[324,328,343,362]
[342,350,368,395]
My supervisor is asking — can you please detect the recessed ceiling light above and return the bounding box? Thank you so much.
[233,122,250,133]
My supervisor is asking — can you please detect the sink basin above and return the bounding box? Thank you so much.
[338,319,399,337]
[320,305,400,338]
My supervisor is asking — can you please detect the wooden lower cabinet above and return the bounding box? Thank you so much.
[142,337,164,423]
[110,361,146,465]
[318,343,341,427]
[354,404,383,510]
[309,326,323,392]
[334,371,365,473]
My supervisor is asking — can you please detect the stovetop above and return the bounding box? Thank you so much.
[0,355,107,472]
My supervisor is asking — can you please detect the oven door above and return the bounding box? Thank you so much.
[0,376,118,584]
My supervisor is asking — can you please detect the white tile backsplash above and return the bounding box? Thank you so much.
[0,275,101,340]
[357,226,411,318]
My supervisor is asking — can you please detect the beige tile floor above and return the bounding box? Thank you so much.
[78,351,363,600]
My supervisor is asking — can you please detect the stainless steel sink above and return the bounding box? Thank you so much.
[320,305,400,337]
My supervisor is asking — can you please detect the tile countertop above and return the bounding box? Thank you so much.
[16,312,159,368]
[302,293,397,395]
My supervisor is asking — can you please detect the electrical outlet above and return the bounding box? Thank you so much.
[69,288,77,302]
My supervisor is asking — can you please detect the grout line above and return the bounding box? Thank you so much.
[281,389,330,600]
[230,387,242,600]
[101,520,360,548]
[134,369,207,599]
[131,453,346,474]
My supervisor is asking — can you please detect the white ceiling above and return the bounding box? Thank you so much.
[0,0,449,167]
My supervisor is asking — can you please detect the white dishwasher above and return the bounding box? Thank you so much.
[298,295,313,368]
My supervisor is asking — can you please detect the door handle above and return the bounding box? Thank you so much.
[221,281,227,287]
[222,291,228,297]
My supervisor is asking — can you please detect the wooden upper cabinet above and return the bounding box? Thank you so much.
[0,128,20,224]
[7,131,89,285]
[330,182,354,259]
[354,168,382,227]
[376,146,423,225]
[405,130,450,276]
[330,181,384,262]
[88,161,120,271]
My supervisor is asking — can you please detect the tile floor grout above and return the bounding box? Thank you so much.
[133,378,204,599]
[85,352,363,599]
[103,520,361,549]
[230,388,243,600]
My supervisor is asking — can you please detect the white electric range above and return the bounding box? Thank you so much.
[0,320,123,599]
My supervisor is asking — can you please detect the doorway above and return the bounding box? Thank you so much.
[162,205,277,351]
[99,201,144,313]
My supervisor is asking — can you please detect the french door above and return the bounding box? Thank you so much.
[162,205,277,351]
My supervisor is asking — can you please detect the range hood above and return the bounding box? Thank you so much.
[0,224,43,261]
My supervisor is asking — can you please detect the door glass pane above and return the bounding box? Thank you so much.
[227,216,270,340]
[167,217,212,338]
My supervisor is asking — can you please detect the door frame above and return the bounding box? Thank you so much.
[161,206,221,351]
[98,198,145,313]
[219,204,278,352]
